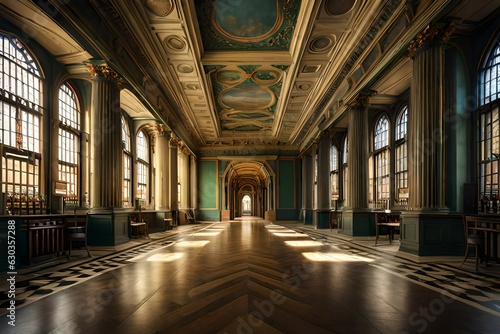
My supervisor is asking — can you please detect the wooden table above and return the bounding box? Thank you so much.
[464,215,500,262]
[375,211,401,245]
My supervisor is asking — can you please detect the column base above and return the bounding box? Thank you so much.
[400,211,465,256]
[265,210,276,222]
[315,210,331,229]
[221,210,231,222]
[341,209,375,236]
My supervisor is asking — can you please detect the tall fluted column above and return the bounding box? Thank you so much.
[407,24,453,211]
[155,126,170,210]
[316,132,333,228]
[190,155,197,210]
[347,93,373,209]
[399,24,463,257]
[88,63,123,208]
[169,136,179,211]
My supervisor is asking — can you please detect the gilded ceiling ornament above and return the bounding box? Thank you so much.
[85,62,125,85]
[144,0,173,17]
[155,124,170,138]
[407,23,455,57]
[170,136,181,147]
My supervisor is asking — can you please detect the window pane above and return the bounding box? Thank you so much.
[58,83,80,203]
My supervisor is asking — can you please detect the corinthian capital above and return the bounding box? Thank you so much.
[407,23,455,57]
[85,61,125,85]
[348,90,378,109]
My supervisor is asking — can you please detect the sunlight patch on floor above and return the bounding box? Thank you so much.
[302,251,375,262]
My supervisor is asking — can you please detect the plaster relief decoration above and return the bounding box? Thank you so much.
[207,65,285,131]
[144,0,174,17]
[195,0,300,50]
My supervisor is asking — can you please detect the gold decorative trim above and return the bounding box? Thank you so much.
[156,124,171,138]
[407,23,455,57]
[85,62,125,85]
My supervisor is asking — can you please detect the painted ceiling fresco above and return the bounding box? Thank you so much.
[195,0,301,50]
[196,0,299,132]
[206,65,287,131]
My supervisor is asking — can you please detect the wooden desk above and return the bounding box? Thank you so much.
[375,211,401,245]
[464,215,500,262]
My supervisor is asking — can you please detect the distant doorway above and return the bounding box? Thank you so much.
[242,195,251,216]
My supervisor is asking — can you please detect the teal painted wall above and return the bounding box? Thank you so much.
[198,160,219,221]
[199,160,218,209]
[196,209,220,221]
[278,160,295,209]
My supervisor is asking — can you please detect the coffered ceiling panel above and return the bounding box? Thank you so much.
[2,0,496,157]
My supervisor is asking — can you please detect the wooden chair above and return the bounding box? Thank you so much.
[65,213,91,258]
[462,215,485,272]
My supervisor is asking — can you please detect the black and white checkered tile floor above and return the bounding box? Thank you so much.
[1,222,499,319]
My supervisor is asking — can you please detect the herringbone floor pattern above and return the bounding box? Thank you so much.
[1,218,499,333]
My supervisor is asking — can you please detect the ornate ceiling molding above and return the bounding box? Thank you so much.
[293,0,403,146]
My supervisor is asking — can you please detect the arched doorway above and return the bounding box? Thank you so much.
[221,161,275,220]
[242,194,251,215]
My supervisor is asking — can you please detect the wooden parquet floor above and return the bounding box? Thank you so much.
[1,218,500,333]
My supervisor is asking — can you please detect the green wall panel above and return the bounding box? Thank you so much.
[199,160,218,209]
[279,160,295,209]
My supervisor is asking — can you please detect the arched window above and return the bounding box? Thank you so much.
[373,114,390,207]
[58,83,80,205]
[122,116,132,206]
[1,34,43,212]
[395,106,408,205]
[330,144,339,207]
[480,42,500,106]
[479,41,500,203]
[342,136,348,206]
[136,130,149,201]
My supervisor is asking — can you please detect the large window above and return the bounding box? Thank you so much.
[479,41,500,203]
[136,130,149,201]
[372,114,390,207]
[330,144,339,207]
[122,116,132,206]
[0,34,43,208]
[58,83,80,205]
[395,106,408,205]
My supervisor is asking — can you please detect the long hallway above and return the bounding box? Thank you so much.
[1,218,499,333]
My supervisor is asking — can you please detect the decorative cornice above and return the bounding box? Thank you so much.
[294,0,402,145]
[85,62,125,85]
[407,23,455,57]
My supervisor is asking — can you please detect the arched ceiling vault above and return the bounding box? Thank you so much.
[226,161,270,190]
